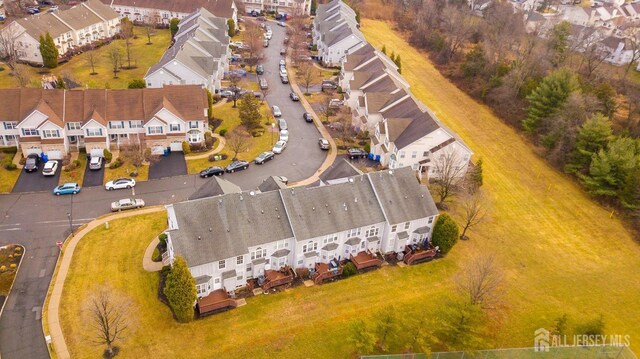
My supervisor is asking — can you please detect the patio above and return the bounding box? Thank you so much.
[350,251,383,271]
[196,289,238,316]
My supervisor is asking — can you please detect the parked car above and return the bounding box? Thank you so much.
[322,80,338,91]
[105,178,136,190]
[53,182,80,195]
[272,105,282,117]
[348,148,368,159]
[264,32,272,40]
[280,48,286,55]
[111,198,145,212]
[329,99,344,108]
[318,138,330,150]
[280,75,289,84]
[89,156,103,170]
[279,129,289,142]
[226,160,249,173]
[279,68,288,77]
[278,118,288,130]
[42,161,58,176]
[263,39,269,47]
[289,92,299,101]
[272,140,287,154]
[274,175,288,184]
[259,78,268,90]
[278,21,286,27]
[24,153,40,172]
[256,64,264,75]
[219,89,234,98]
[199,166,225,177]
[303,112,313,122]
[255,151,275,164]
[279,59,286,67]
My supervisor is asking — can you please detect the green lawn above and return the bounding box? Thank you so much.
[0,167,19,193]
[58,152,87,186]
[0,27,170,89]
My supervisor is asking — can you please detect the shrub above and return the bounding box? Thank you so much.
[219,129,227,137]
[181,141,191,154]
[204,132,214,149]
[103,149,113,163]
[130,171,138,177]
[9,263,16,269]
[0,147,17,154]
[432,213,459,255]
[158,233,168,245]
[251,128,264,137]
[19,157,26,165]
[342,262,357,277]
[127,79,146,89]
[189,142,204,152]
[152,248,162,262]
[0,265,5,271]
[220,153,228,160]
[110,157,123,169]
[208,154,219,162]
[64,162,77,172]
[73,159,81,167]
[61,155,71,166]
[4,163,17,170]
[364,142,370,153]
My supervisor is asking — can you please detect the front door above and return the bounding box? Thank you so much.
[213,277,221,290]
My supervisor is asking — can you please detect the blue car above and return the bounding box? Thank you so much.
[53,182,81,196]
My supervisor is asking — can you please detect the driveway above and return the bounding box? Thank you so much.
[148,153,187,180]
[12,161,61,193]
[82,165,104,187]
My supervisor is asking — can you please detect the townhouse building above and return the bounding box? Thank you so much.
[1,0,119,65]
[0,86,208,159]
[242,0,311,16]
[145,8,230,93]
[312,0,366,67]
[164,167,438,297]
[101,0,237,24]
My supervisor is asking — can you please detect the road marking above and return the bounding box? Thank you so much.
[33,306,41,321]
[0,228,21,232]
[33,218,95,225]
[39,269,45,278]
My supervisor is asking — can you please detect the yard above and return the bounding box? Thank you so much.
[103,160,149,185]
[0,26,171,89]
[58,152,87,186]
[0,166,19,193]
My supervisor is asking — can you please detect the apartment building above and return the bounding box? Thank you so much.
[312,0,366,67]
[101,0,237,24]
[243,0,311,16]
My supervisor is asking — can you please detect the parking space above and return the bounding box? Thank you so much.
[148,153,187,180]
[12,161,61,193]
[83,165,105,187]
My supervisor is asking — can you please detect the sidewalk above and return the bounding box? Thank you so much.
[142,236,163,272]
[286,57,338,187]
[45,207,164,359]
[184,133,226,160]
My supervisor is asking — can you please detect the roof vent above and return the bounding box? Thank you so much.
[275,207,279,212]
[261,209,264,214]
[197,236,201,240]
[421,194,424,198]
[219,199,223,204]
[328,210,331,214]
[240,195,243,201]
[209,227,212,232]
[348,178,354,183]
[325,204,329,207]
[227,228,230,232]
[354,197,358,203]
[277,215,281,219]
[389,170,393,175]
[250,191,255,196]
[404,195,408,199]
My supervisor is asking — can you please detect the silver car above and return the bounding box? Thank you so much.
[110,198,145,212]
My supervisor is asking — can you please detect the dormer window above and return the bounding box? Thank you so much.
[22,128,38,136]
[86,128,103,137]
[148,126,163,135]
[41,129,60,138]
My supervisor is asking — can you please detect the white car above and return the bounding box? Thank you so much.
[264,32,272,40]
[42,161,58,176]
[105,178,136,191]
[279,129,289,142]
[279,68,287,77]
[272,140,287,154]
[111,198,145,212]
[272,105,282,117]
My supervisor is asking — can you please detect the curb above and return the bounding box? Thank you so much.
[0,244,26,321]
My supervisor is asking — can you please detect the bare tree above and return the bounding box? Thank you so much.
[335,109,353,148]
[317,91,334,123]
[227,73,243,108]
[226,129,250,160]
[620,28,640,89]
[0,25,21,70]
[86,51,99,75]
[83,286,132,358]
[431,149,467,207]
[297,61,315,94]
[107,46,122,78]
[120,19,135,69]
[120,142,159,174]
[144,24,156,45]
[481,2,524,67]
[243,22,264,71]
[260,84,270,104]
[460,191,488,240]
[12,65,31,87]
[439,6,479,63]
[455,253,505,310]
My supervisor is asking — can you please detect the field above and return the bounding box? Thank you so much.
[0,27,170,89]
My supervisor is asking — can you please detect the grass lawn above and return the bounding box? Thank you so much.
[58,152,87,186]
[0,27,170,89]
[103,161,149,185]
[0,167,19,193]
[361,19,640,349]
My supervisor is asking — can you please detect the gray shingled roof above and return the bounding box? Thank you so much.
[258,176,287,193]
[280,176,386,241]
[188,175,241,200]
[367,167,438,225]
[170,191,294,266]
[322,242,339,251]
[319,158,362,183]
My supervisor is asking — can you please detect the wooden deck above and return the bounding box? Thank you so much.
[403,245,437,265]
[312,261,343,285]
[197,289,238,316]
[350,251,382,271]
[262,266,295,290]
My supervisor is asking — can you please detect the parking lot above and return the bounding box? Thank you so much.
[148,153,187,180]
[12,161,61,193]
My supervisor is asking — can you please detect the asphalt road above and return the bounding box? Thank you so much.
[12,162,61,193]
[0,20,327,359]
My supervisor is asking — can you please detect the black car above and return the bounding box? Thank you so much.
[289,92,299,101]
[256,64,264,75]
[24,153,40,172]
[254,151,275,164]
[303,112,313,122]
[199,166,225,177]
[226,160,249,173]
[347,148,368,159]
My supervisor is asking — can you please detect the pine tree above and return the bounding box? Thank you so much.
[523,68,578,134]
[469,158,483,191]
[238,93,262,130]
[381,44,387,55]
[394,54,402,74]
[565,113,613,174]
[580,137,639,199]
[432,213,459,255]
[169,18,180,39]
[39,32,59,69]
[227,19,236,37]
[163,256,196,323]
[355,9,361,24]
[390,51,396,64]
[619,167,640,209]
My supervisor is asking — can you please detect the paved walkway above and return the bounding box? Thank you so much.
[286,57,338,187]
[45,206,164,359]
[184,133,226,160]
[142,236,163,272]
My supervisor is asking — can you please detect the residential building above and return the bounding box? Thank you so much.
[101,0,237,24]
[1,0,119,65]
[242,0,311,16]
[312,0,366,67]
[0,86,208,159]
[164,167,439,297]
[145,8,230,93]
[599,35,638,65]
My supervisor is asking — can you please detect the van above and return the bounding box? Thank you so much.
[259,78,268,90]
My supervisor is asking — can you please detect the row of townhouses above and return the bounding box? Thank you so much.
[0,86,208,159]
[145,8,230,93]
[100,0,238,24]
[2,0,120,65]
[243,0,312,16]
[312,0,366,67]
[165,167,439,298]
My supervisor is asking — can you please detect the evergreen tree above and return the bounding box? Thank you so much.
[524,68,578,134]
[227,19,236,37]
[619,166,640,209]
[390,51,396,64]
[355,9,361,24]
[381,44,387,55]
[432,213,459,255]
[581,137,639,199]
[565,113,612,174]
[394,54,402,74]
[127,79,146,88]
[39,32,59,69]
[311,0,317,15]
[469,158,483,191]
[547,21,571,68]
[163,256,196,323]
[169,18,180,39]
[238,93,262,130]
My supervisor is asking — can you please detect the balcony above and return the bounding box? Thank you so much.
[196,289,238,316]
[312,260,343,285]
[350,251,382,271]
[260,265,295,291]
[402,244,437,265]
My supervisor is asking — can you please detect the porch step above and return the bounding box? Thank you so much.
[236,298,247,307]
[396,262,407,268]
[252,288,263,296]
[303,280,315,287]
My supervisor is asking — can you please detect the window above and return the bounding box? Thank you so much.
[86,128,102,137]
[129,120,143,128]
[148,126,163,134]
[276,240,288,249]
[391,225,397,233]
[428,216,434,224]
[251,247,267,260]
[237,256,244,265]
[218,260,225,269]
[323,234,338,244]
[302,241,318,253]
[246,264,252,272]
[41,129,60,138]
[400,151,405,159]
[196,283,207,295]
[67,122,81,130]
[365,226,379,238]
[109,121,124,129]
[423,151,429,157]
[22,128,38,136]
[169,123,180,132]
[404,222,410,230]
[346,228,361,237]
[189,121,199,129]
[411,151,417,158]
[4,122,17,130]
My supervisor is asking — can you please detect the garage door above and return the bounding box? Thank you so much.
[90,148,104,158]
[151,145,165,155]
[47,150,63,160]
[25,147,41,156]
[169,141,183,152]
